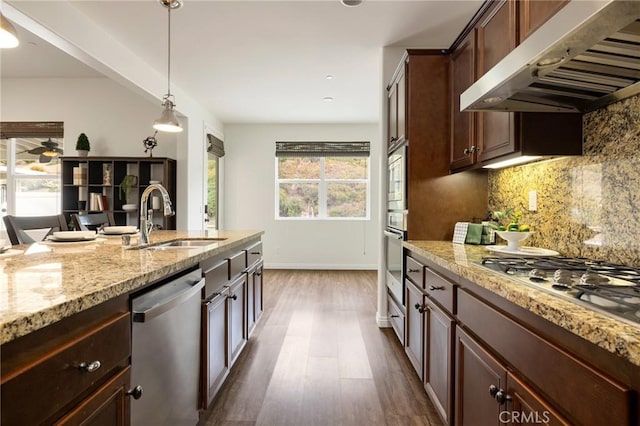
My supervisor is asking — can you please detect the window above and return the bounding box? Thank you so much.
[275,141,370,220]
[206,133,224,230]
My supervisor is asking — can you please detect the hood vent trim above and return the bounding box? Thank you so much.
[461,0,640,113]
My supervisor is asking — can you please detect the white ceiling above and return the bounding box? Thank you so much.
[3,0,483,124]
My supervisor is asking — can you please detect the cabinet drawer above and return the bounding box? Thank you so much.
[1,312,130,426]
[387,295,405,345]
[229,251,246,280]
[406,256,425,287]
[203,259,229,298]
[246,241,263,267]
[424,267,455,314]
[457,289,634,426]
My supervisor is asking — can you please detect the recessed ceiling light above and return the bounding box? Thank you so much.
[340,0,363,7]
[323,97,334,102]
[326,75,334,80]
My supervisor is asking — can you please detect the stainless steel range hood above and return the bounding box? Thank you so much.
[461,0,640,113]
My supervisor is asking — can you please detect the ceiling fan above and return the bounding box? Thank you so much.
[18,138,64,163]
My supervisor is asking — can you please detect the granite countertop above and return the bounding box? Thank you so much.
[0,229,263,345]
[404,241,640,368]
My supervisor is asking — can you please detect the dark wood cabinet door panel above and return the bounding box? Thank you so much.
[406,256,425,288]
[229,274,248,367]
[424,266,456,314]
[405,281,425,379]
[246,241,263,268]
[478,111,516,162]
[247,268,257,336]
[397,68,406,144]
[388,81,398,150]
[457,289,634,426]
[202,293,228,409]
[477,0,517,77]
[388,294,405,345]
[424,299,454,425]
[519,0,569,42]
[54,366,130,426]
[455,327,505,426]
[450,30,477,170]
[254,261,264,322]
[506,372,570,426]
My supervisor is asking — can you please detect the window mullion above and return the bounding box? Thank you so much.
[319,158,327,218]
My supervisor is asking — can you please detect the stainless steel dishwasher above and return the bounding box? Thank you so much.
[131,268,204,426]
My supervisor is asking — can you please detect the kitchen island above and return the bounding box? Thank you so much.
[0,229,263,344]
[0,229,263,426]
[402,240,640,426]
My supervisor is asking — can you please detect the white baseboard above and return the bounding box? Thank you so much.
[376,312,392,328]
[264,263,377,270]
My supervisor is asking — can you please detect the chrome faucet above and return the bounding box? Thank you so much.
[139,183,174,244]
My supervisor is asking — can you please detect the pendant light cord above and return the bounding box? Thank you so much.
[167,6,172,98]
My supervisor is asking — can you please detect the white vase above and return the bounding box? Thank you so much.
[77,150,89,157]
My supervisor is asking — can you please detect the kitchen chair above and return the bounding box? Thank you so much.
[3,214,68,245]
[72,212,115,231]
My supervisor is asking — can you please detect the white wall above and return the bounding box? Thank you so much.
[1,78,177,158]
[224,123,380,270]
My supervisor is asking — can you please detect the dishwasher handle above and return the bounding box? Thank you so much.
[133,277,204,323]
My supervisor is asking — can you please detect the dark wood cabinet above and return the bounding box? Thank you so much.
[405,280,425,379]
[55,366,131,426]
[519,0,568,42]
[1,296,131,426]
[388,78,398,150]
[202,292,229,409]
[387,66,406,152]
[506,372,569,426]
[450,30,478,171]
[455,327,505,426]
[253,260,264,326]
[228,273,248,367]
[61,156,176,229]
[450,0,582,171]
[424,298,454,425]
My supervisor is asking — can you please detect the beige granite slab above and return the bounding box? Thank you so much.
[0,230,263,344]
[404,240,640,367]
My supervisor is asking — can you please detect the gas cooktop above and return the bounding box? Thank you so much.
[478,256,640,327]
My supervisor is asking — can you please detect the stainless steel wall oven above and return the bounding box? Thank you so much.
[385,143,407,306]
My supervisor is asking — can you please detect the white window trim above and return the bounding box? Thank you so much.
[274,157,371,221]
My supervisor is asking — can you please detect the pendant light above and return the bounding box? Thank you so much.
[0,14,19,48]
[153,0,183,133]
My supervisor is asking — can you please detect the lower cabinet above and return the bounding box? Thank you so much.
[405,280,425,379]
[246,260,264,337]
[202,291,229,408]
[455,327,568,426]
[55,366,131,426]
[424,298,454,425]
[228,274,248,367]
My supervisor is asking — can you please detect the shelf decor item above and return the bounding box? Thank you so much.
[76,133,91,157]
[119,174,137,202]
[102,163,113,185]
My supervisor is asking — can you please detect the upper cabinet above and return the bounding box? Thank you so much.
[450,0,581,172]
[387,65,406,152]
[519,0,569,42]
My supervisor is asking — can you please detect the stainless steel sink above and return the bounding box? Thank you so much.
[131,238,227,250]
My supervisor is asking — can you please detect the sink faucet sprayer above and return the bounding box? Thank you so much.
[140,183,174,244]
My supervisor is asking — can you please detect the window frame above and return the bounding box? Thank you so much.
[275,156,370,221]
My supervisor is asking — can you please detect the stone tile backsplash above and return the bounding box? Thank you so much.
[488,94,640,266]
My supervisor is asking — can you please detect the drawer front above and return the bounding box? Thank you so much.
[424,267,455,314]
[203,259,229,298]
[406,256,425,288]
[1,313,130,426]
[229,251,246,280]
[246,241,263,267]
[457,289,633,426]
[387,295,405,345]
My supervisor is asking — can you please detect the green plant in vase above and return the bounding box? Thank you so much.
[119,175,137,203]
[75,133,90,156]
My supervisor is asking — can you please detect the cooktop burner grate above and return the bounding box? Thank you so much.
[479,256,640,326]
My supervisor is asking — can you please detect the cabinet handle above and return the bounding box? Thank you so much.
[126,385,144,400]
[227,294,238,301]
[414,302,426,314]
[428,285,445,291]
[408,268,420,273]
[463,148,470,155]
[250,251,261,255]
[390,314,399,318]
[489,384,499,398]
[256,272,262,276]
[78,360,101,373]
[390,136,398,142]
[495,389,512,405]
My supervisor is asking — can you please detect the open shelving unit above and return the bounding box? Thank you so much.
[61,156,177,229]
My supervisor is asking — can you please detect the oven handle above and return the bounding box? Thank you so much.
[384,230,404,240]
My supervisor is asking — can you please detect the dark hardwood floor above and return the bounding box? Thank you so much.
[201,270,443,426]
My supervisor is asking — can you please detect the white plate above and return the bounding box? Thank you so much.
[52,231,96,241]
[102,226,138,235]
[149,180,161,184]
[41,237,107,246]
[486,245,559,257]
